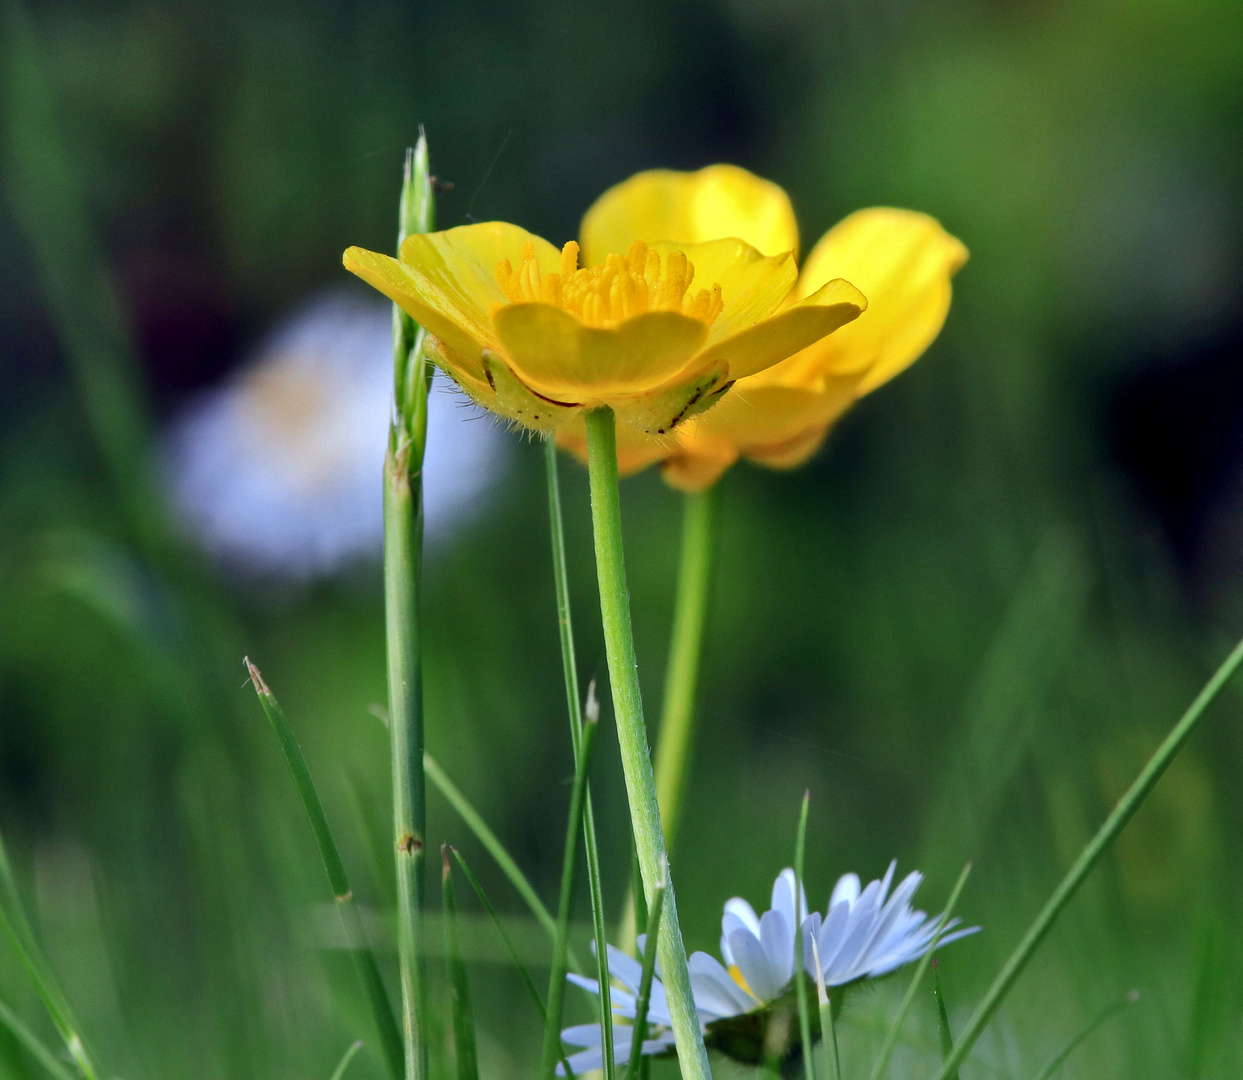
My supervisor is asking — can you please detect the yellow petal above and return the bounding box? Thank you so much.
[645,238,798,346]
[580,165,799,265]
[746,422,834,470]
[694,278,866,381]
[793,208,968,395]
[492,305,708,400]
[660,429,739,493]
[344,222,561,376]
[691,377,858,449]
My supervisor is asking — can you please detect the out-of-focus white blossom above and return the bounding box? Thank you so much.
[162,291,507,579]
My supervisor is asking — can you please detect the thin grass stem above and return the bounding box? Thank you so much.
[793,792,816,1080]
[583,407,712,1080]
[545,436,614,1075]
[932,962,956,1079]
[541,708,600,1080]
[246,659,403,1080]
[0,832,99,1080]
[450,849,577,1077]
[442,848,480,1080]
[386,135,435,1080]
[870,863,971,1080]
[1029,990,1138,1080]
[329,1041,366,1080]
[809,939,839,1080]
[625,858,667,1080]
[0,994,78,1080]
[934,634,1243,1079]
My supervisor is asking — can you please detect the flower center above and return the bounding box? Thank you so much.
[495,240,723,329]
[728,964,758,1000]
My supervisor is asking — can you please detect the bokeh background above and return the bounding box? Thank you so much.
[2,0,1243,1077]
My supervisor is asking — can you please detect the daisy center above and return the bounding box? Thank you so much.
[727,964,758,1000]
[495,240,724,329]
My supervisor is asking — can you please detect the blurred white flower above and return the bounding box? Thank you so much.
[162,291,508,579]
[560,865,976,1072]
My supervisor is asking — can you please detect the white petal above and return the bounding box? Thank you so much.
[829,873,861,909]
[606,945,646,995]
[729,926,783,1002]
[688,951,756,1018]
[771,868,808,930]
[758,908,795,989]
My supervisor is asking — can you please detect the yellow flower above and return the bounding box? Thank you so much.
[343,213,865,437]
[559,167,968,490]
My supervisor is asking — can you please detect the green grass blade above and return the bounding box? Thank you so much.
[869,863,971,1080]
[933,634,1243,1080]
[442,849,480,1080]
[450,848,577,1078]
[540,709,600,1080]
[425,754,575,960]
[933,962,956,1079]
[0,830,99,1080]
[809,938,839,1080]
[0,995,78,1080]
[545,437,614,1075]
[1029,990,1138,1080]
[625,859,667,1080]
[246,659,404,1080]
[329,1040,365,1080]
[793,792,816,1080]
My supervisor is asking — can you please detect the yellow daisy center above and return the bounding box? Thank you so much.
[494,240,724,329]
[728,964,758,1000]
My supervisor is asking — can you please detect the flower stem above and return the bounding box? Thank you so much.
[933,633,1243,1080]
[545,436,614,1077]
[793,792,815,1080]
[653,485,718,853]
[386,135,435,1080]
[583,406,713,1080]
[626,859,667,1080]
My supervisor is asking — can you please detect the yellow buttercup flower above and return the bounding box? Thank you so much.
[343,217,865,437]
[558,167,968,490]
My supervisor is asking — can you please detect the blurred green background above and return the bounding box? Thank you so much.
[2,0,1243,1077]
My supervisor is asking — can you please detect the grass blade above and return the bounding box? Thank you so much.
[442,849,480,1080]
[932,962,956,1080]
[625,859,668,1080]
[869,863,971,1080]
[0,995,78,1080]
[1029,990,1138,1080]
[541,703,600,1080]
[793,792,816,1080]
[545,437,615,1079]
[246,659,404,1080]
[0,830,99,1080]
[329,1040,365,1080]
[424,753,582,972]
[933,634,1243,1080]
[450,848,577,1077]
[809,938,840,1080]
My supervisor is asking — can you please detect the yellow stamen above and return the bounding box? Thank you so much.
[728,964,757,999]
[492,240,723,329]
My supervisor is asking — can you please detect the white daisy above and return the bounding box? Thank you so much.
[162,290,508,579]
[560,866,976,1072]
[803,862,978,987]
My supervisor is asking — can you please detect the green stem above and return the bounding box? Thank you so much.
[932,963,956,1080]
[626,860,667,1080]
[653,486,718,853]
[544,437,615,1079]
[386,445,427,1080]
[793,793,815,1080]
[541,710,600,1080]
[386,135,434,1080]
[809,940,839,1080]
[246,660,404,1080]
[934,634,1243,1080]
[583,407,712,1080]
